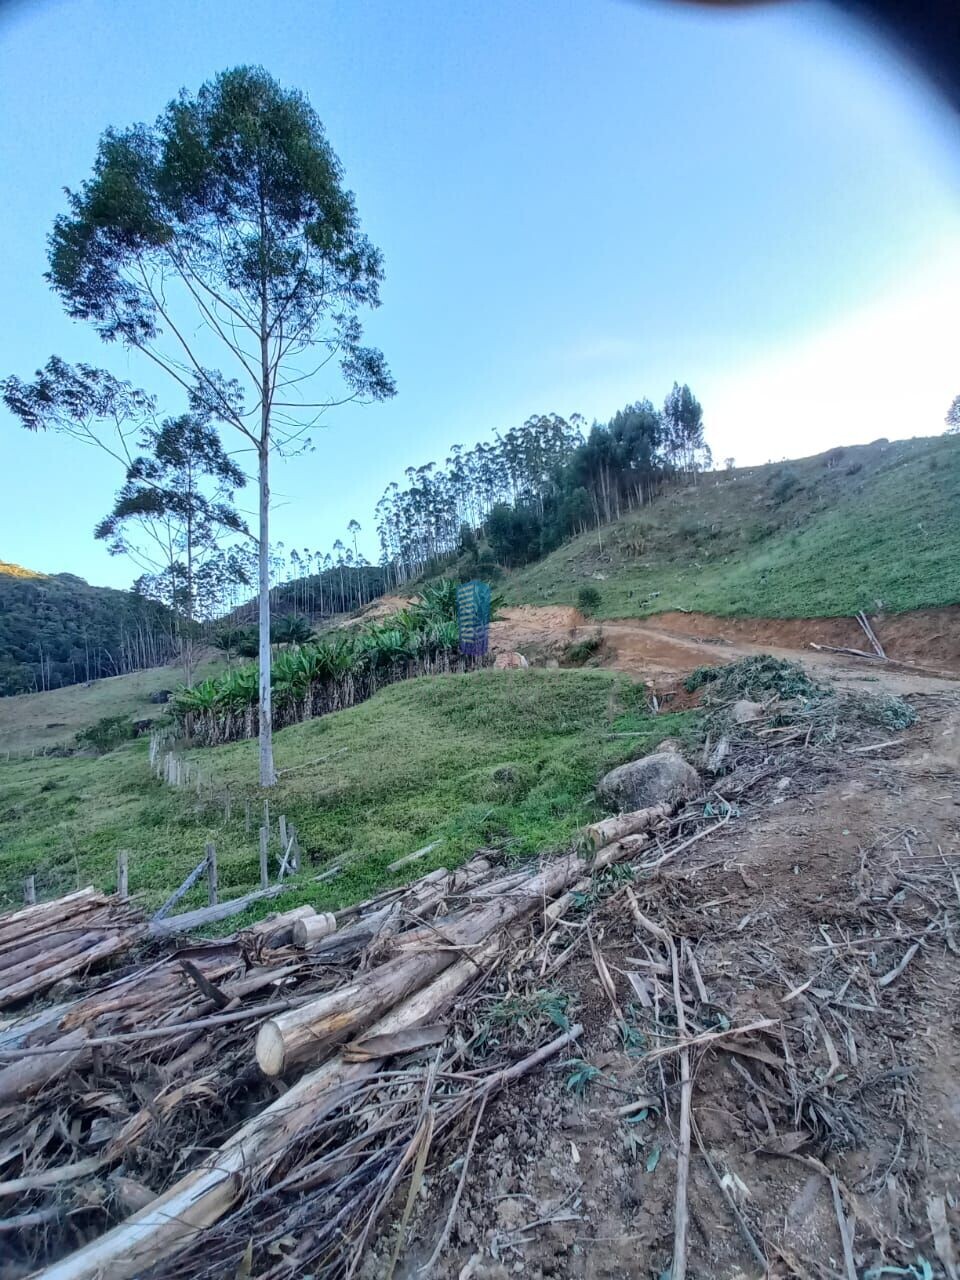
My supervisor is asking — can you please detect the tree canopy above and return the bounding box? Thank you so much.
[39,66,395,782]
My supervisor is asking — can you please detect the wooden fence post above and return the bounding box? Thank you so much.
[23,875,36,906]
[117,850,129,899]
[206,842,218,906]
[278,815,288,856]
[259,827,269,891]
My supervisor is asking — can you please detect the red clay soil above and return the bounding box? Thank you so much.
[654,606,960,669]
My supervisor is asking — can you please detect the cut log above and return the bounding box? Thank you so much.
[291,913,338,948]
[583,804,671,851]
[241,906,317,949]
[257,831,651,1076]
[148,884,287,937]
[33,938,503,1280]
[0,1028,88,1103]
[0,888,99,948]
[386,840,442,874]
[0,931,140,1009]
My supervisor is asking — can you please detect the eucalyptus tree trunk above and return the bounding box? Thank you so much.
[258,434,276,788]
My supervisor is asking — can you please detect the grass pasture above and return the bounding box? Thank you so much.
[0,668,693,921]
[503,434,960,619]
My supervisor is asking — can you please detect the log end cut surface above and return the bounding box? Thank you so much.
[256,1020,285,1076]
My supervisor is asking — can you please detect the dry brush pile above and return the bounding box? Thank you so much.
[0,658,954,1280]
[0,802,682,1279]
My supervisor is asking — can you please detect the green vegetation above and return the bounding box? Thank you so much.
[0,653,226,753]
[503,434,960,618]
[0,563,178,695]
[577,585,602,615]
[562,633,604,667]
[0,668,692,914]
[174,580,496,745]
[684,655,821,700]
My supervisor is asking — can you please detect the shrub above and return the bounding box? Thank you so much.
[75,715,138,754]
[771,468,801,503]
[577,586,601,616]
[562,633,603,666]
[685,656,821,701]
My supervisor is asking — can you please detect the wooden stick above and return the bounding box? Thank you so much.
[877,941,921,988]
[23,875,35,906]
[117,850,129,899]
[148,884,287,937]
[152,856,208,921]
[0,1154,106,1197]
[259,826,269,890]
[691,1114,767,1274]
[671,940,692,1280]
[420,1093,488,1275]
[387,840,442,875]
[206,843,218,907]
[848,738,906,754]
[856,611,887,660]
[645,1019,779,1063]
[808,642,878,660]
[830,1174,857,1280]
[0,999,302,1057]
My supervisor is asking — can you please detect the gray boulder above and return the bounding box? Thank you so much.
[598,752,701,813]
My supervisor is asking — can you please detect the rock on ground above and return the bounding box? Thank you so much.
[597,751,701,812]
[493,652,529,669]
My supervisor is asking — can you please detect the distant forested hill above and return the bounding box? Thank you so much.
[0,563,177,695]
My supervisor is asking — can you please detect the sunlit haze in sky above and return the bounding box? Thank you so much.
[1,0,958,587]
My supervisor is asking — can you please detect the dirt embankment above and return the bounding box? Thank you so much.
[489,605,960,692]
[655,605,960,669]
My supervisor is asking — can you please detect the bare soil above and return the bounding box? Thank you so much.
[380,620,960,1280]
[491,605,960,697]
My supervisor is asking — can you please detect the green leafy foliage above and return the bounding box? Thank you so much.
[0,564,177,695]
[684,656,821,701]
[74,715,139,754]
[174,580,500,743]
[562,633,603,667]
[563,1059,602,1097]
[577,586,602,616]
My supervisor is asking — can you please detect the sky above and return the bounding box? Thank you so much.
[1,0,958,588]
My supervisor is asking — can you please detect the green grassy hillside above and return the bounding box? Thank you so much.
[0,668,690,915]
[0,651,226,753]
[503,434,960,618]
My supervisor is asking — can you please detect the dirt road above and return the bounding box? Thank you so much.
[490,605,960,696]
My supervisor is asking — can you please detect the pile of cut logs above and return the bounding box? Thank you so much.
[0,888,144,1011]
[0,802,675,1280]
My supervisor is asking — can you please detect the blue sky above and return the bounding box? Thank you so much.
[2,0,958,588]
